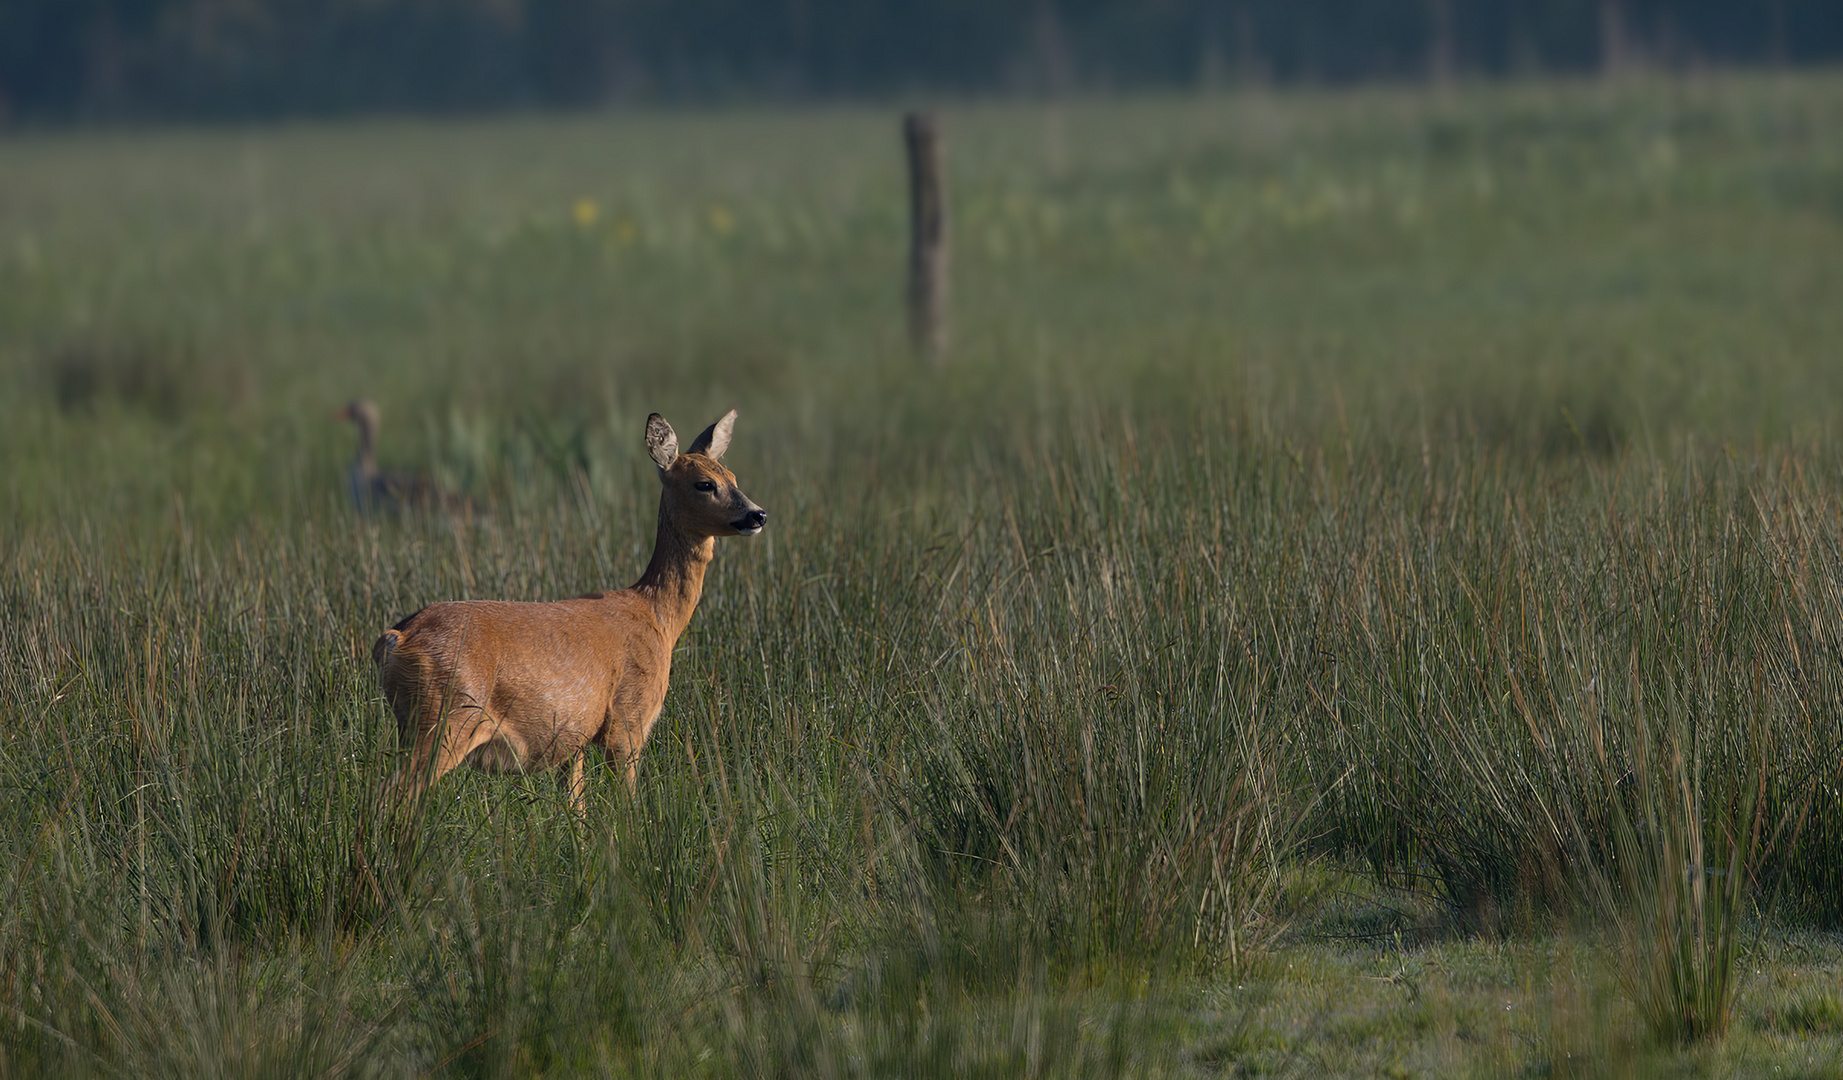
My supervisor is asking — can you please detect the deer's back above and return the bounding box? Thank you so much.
[380,592,668,726]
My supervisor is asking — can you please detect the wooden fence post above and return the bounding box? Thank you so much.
[904,112,949,362]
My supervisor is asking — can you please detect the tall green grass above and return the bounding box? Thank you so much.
[3,74,1843,1071]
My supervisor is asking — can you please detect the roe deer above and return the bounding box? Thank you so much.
[371,409,765,810]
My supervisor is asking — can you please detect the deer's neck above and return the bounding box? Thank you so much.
[632,498,715,641]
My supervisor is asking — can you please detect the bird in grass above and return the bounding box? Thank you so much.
[336,398,465,515]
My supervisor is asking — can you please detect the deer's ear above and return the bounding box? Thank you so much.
[687,408,737,461]
[645,414,678,469]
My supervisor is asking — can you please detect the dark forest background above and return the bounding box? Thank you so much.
[1,0,1839,122]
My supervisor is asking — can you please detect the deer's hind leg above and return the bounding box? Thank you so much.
[388,689,500,807]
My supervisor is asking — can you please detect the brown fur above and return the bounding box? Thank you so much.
[371,410,764,810]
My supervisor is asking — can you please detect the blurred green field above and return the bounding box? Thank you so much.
[4,74,1843,1076]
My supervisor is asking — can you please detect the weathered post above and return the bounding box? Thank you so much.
[904,112,948,363]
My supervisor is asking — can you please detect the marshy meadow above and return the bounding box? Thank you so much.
[3,73,1843,1076]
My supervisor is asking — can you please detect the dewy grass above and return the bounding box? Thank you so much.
[3,74,1843,1073]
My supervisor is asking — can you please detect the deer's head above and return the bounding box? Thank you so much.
[647,409,767,538]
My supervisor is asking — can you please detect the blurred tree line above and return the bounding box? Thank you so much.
[0,0,1836,121]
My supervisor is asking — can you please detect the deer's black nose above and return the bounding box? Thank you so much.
[736,509,768,533]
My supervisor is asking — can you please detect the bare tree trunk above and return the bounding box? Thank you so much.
[85,9,126,114]
[904,112,949,364]
[1029,0,1077,97]
[1197,5,1227,94]
[1234,2,1264,87]
[1599,0,1628,78]
[1427,0,1455,87]
[1769,0,1788,69]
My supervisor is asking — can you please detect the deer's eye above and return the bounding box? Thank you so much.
[694,480,717,493]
